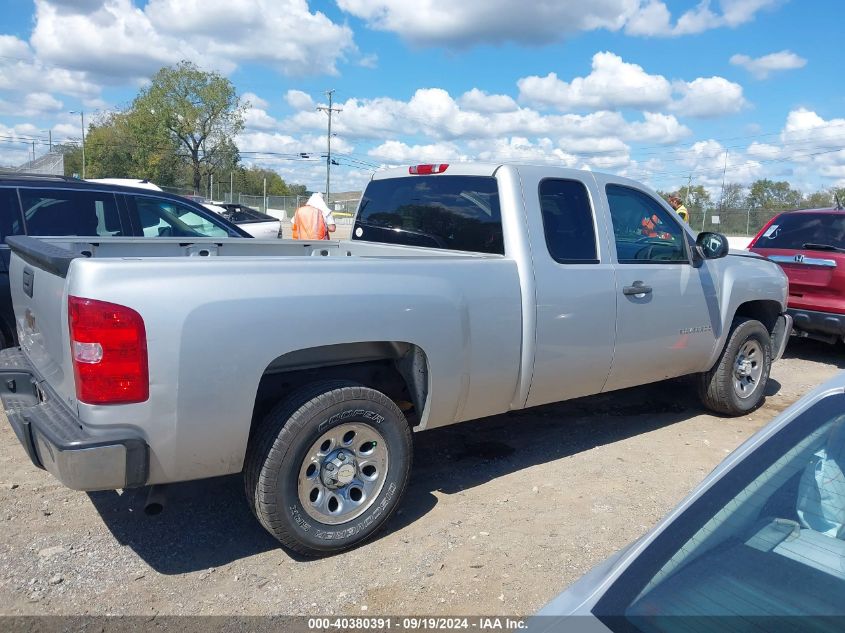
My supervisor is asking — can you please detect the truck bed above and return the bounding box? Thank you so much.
[9,235,497,273]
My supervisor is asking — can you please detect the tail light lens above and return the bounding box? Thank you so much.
[409,164,449,175]
[68,296,149,405]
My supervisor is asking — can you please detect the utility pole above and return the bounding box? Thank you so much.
[230,171,234,203]
[317,89,342,207]
[70,110,85,178]
[714,149,729,233]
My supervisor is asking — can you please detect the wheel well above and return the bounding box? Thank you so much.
[734,300,781,333]
[250,342,429,439]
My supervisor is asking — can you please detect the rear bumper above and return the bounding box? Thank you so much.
[0,347,148,491]
[788,308,845,339]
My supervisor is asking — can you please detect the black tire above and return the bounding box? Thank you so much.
[698,317,772,416]
[244,381,412,556]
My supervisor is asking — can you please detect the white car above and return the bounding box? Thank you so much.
[85,178,163,191]
[205,202,282,239]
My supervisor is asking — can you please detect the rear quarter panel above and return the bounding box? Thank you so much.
[65,254,522,484]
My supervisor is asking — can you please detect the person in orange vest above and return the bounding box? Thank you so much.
[291,192,336,240]
[641,213,671,240]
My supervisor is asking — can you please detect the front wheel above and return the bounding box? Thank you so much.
[697,317,772,416]
[244,381,412,556]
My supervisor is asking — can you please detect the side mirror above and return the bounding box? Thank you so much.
[696,232,729,259]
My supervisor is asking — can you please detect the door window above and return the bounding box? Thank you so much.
[128,196,231,237]
[606,185,687,263]
[539,179,598,263]
[19,188,121,236]
[0,188,23,240]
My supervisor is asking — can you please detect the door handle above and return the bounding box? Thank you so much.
[623,281,652,296]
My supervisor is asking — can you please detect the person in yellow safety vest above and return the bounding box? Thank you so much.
[291,192,337,240]
[668,195,689,223]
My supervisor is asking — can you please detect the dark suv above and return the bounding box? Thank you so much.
[0,174,250,347]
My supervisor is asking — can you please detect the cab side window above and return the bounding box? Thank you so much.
[127,196,230,238]
[0,188,23,240]
[606,184,687,263]
[19,188,121,236]
[539,179,598,263]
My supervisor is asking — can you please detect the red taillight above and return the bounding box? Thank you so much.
[409,163,449,175]
[748,214,780,249]
[68,296,149,405]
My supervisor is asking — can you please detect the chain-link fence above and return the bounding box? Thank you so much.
[231,194,360,223]
[685,207,787,237]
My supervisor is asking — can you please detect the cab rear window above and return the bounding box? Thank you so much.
[756,213,845,250]
[353,176,504,254]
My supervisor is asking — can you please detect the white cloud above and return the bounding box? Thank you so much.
[243,92,269,110]
[777,109,845,185]
[244,106,279,132]
[368,140,466,164]
[730,50,807,79]
[468,137,579,166]
[0,35,32,59]
[28,0,356,85]
[0,52,100,100]
[458,89,518,113]
[671,76,746,118]
[626,112,691,143]
[285,90,315,111]
[624,0,673,36]
[336,0,637,47]
[518,52,672,110]
[746,142,781,159]
[358,54,378,69]
[672,139,763,189]
[625,0,780,36]
[517,52,744,118]
[0,92,64,118]
[338,0,781,46]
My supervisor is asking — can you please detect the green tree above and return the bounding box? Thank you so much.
[803,190,834,209]
[133,61,245,192]
[719,183,746,210]
[234,165,292,196]
[745,179,803,210]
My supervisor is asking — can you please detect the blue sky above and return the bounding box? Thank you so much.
[0,0,843,197]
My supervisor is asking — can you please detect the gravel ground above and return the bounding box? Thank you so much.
[0,337,842,617]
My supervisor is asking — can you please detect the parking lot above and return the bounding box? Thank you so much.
[0,337,841,617]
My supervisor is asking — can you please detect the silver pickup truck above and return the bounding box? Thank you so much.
[0,163,791,556]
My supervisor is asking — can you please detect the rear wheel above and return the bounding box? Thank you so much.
[698,317,772,416]
[244,381,412,556]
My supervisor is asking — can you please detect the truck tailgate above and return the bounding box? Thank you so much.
[7,236,80,406]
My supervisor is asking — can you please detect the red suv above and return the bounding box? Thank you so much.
[749,208,845,344]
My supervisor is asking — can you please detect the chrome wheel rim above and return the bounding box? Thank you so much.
[733,339,764,399]
[298,422,389,525]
